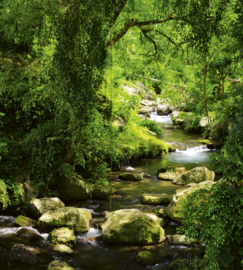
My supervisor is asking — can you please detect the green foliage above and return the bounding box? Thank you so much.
[0,180,10,210]
[177,181,243,269]
[139,118,163,138]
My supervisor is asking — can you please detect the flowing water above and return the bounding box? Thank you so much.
[0,113,217,270]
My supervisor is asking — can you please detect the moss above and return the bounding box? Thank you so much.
[14,215,37,227]
[142,193,173,204]
[49,227,76,248]
[165,181,215,222]
[136,251,157,265]
[197,139,213,144]
[38,207,92,232]
[102,209,164,245]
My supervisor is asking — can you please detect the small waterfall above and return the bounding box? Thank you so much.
[0,226,49,240]
[176,144,210,152]
[150,110,173,124]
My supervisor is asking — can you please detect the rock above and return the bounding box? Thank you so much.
[142,193,173,204]
[47,260,76,270]
[143,173,152,178]
[158,165,186,181]
[28,197,65,219]
[0,244,41,264]
[53,244,74,255]
[165,181,215,222]
[16,228,44,242]
[125,166,134,171]
[38,207,91,233]
[143,129,157,136]
[57,176,90,201]
[157,104,172,115]
[119,173,143,181]
[168,234,199,245]
[144,113,151,118]
[172,167,215,185]
[136,250,156,265]
[139,106,153,114]
[102,209,164,245]
[14,215,37,227]
[49,227,76,248]
[92,184,112,199]
[199,117,209,127]
[140,100,156,107]
[171,111,184,125]
[113,117,124,127]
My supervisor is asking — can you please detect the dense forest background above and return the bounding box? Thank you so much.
[1,0,243,269]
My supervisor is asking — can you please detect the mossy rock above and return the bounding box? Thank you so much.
[136,250,157,265]
[57,176,90,201]
[119,173,144,181]
[53,244,74,255]
[14,215,37,227]
[102,209,164,245]
[92,184,112,199]
[47,260,76,270]
[38,207,91,233]
[197,139,214,145]
[158,165,186,181]
[142,193,173,204]
[49,227,76,248]
[165,181,215,223]
[28,197,65,219]
[168,234,199,245]
[172,167,215,185]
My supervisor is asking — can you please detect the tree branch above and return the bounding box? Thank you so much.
[111,0,128,26]
[227,78,241,83]
[140,28,158,55]
[106,15,190,50]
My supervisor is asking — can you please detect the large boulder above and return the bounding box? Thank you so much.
[158,165,186,181]
[157,104,172,115]
[49,227,76,248]
[38,207,91,233]
[142,193,173,204]
[172,167,215,185]
[102,209,164,245]
[92,184,112,199]
[119,173,143,181]
[28,198,65,219]
[47,260,76,270]
[136,250,157,265]
[57,176,90,201]
[165,181,215,223]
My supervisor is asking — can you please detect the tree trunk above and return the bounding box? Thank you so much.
[203,63,209,117]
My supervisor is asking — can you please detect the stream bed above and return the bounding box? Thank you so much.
[0,114,217,270]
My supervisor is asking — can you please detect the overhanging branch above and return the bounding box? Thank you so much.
[106,15,190,50]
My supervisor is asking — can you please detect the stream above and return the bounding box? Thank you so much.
[0,113,217,270]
